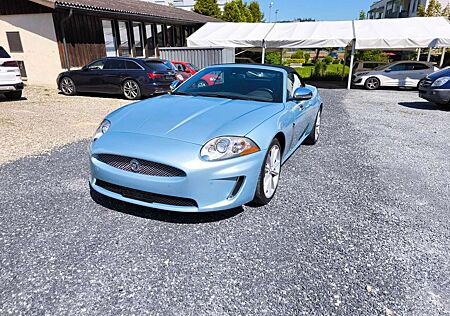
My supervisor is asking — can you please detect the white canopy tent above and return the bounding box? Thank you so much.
[187,17,450,89]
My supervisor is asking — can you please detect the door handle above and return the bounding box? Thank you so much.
[294,104,304,111]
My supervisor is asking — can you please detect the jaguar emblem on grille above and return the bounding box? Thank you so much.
[130,159,141,172]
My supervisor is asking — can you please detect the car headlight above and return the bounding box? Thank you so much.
[431,76,450,87]
[92,119,110,142]
[200,136,260,161]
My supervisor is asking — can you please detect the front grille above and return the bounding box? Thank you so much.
[95,179,198,207]
[96,154,185,177]
[421,79,433,88]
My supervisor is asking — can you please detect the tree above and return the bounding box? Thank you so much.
[291,50,304,59]
[442,4,450,18]
[193,0,222,19]
[425,0,442,16]
[359,10,366,20]
[248,1,264,22]
[265,51,281,64]
[222,0,249,22]
[417,3,426,16]
[222,0,264,22]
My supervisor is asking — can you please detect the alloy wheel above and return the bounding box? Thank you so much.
[314,110,321,141]
[263,145,281,199]
[366,78,379,90]
[61,77,75,95]
[123,80,140,99]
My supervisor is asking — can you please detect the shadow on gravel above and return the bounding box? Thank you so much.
[90,186,244,224]
[57,91,160,100]
[0,96,27,102]
[398,101,450,111]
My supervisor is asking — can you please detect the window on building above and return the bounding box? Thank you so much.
[6,32,24,53]
[132,22,144,57]
[174,25,182,47]
[166,25,174,46]
[102,20,117,57]
[145,24,156,57]
[156,24,164,48]
[118,21,130,56]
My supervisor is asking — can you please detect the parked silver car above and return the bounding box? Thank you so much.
[352,61,439,90]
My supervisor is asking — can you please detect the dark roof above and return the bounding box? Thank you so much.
[30,0,217,24]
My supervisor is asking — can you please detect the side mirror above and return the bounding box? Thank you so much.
[170,80,181,90]
[82,66,90,71]
[384,69,392,73]
[291,87,313,101]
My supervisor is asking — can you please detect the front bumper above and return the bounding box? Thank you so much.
[89,132,264,212]
[419,87,450,105]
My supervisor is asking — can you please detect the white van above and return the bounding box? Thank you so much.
[0,46,24,100]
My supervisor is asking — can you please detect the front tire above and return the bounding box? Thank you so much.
[304,108,322,145]
[4,91,22,100]
[365,77,380,90]
[59,77,76,96]
[248,139,282,207]
[123,80,142,100]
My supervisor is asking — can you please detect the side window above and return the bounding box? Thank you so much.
[125,61,141,70]
[176,64,185,71]
[104,59,126,70]
[86,59,105,70]
[390,63,407,71]
[413,63,430,70]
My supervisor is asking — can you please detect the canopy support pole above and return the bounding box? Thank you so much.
[342,47,348,79]
[427,48,432,62]
[440,48,446,68]
[261,41,266,64]
[417,48,421,61]
[347,40,356,90]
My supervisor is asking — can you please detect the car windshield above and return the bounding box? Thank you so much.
[163,60,178,72]
[172,66,284,103]
[0,47,11,58]
[188,63,199,71]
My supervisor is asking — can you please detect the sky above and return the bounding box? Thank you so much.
[256,0,375,22]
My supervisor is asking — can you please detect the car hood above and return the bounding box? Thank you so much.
[106,94,283,145]
[427,67,450,80]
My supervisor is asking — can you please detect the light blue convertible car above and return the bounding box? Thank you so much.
[89,64,323,212]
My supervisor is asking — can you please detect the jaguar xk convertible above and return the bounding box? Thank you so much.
[89,64,323,212]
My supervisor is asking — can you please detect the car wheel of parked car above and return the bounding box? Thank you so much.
[304,108,322,145]
[123,80,142,100]
[59,77,77,96]
[365,77,380,90]
[247,138,282,207]
[4,91,22,100]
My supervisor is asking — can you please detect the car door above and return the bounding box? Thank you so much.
[382,63,408,86]
[286,72,309,149]
[72,59,106,92]
[102,59,127,93]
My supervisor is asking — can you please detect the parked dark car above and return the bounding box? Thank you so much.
[419,67,450,107]
[57,57,176,100]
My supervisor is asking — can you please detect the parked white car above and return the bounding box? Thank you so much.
[352,61,439,90]
[0,46,24,100]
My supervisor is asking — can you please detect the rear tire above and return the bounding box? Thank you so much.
[4,91,22,100]
[59,77,77,96]
[247,139,282,207]
[123,79,142,100]
[304,108,322,145]
[364,77,380,90]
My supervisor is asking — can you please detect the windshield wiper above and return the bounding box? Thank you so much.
[194,93,264,102]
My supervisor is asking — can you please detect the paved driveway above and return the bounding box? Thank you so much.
[1,88,449,315]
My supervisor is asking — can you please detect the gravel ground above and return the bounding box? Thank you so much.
[0,86,130,164]
[0,88,449,315]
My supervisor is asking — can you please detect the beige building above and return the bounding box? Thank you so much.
[0,0,214,86]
